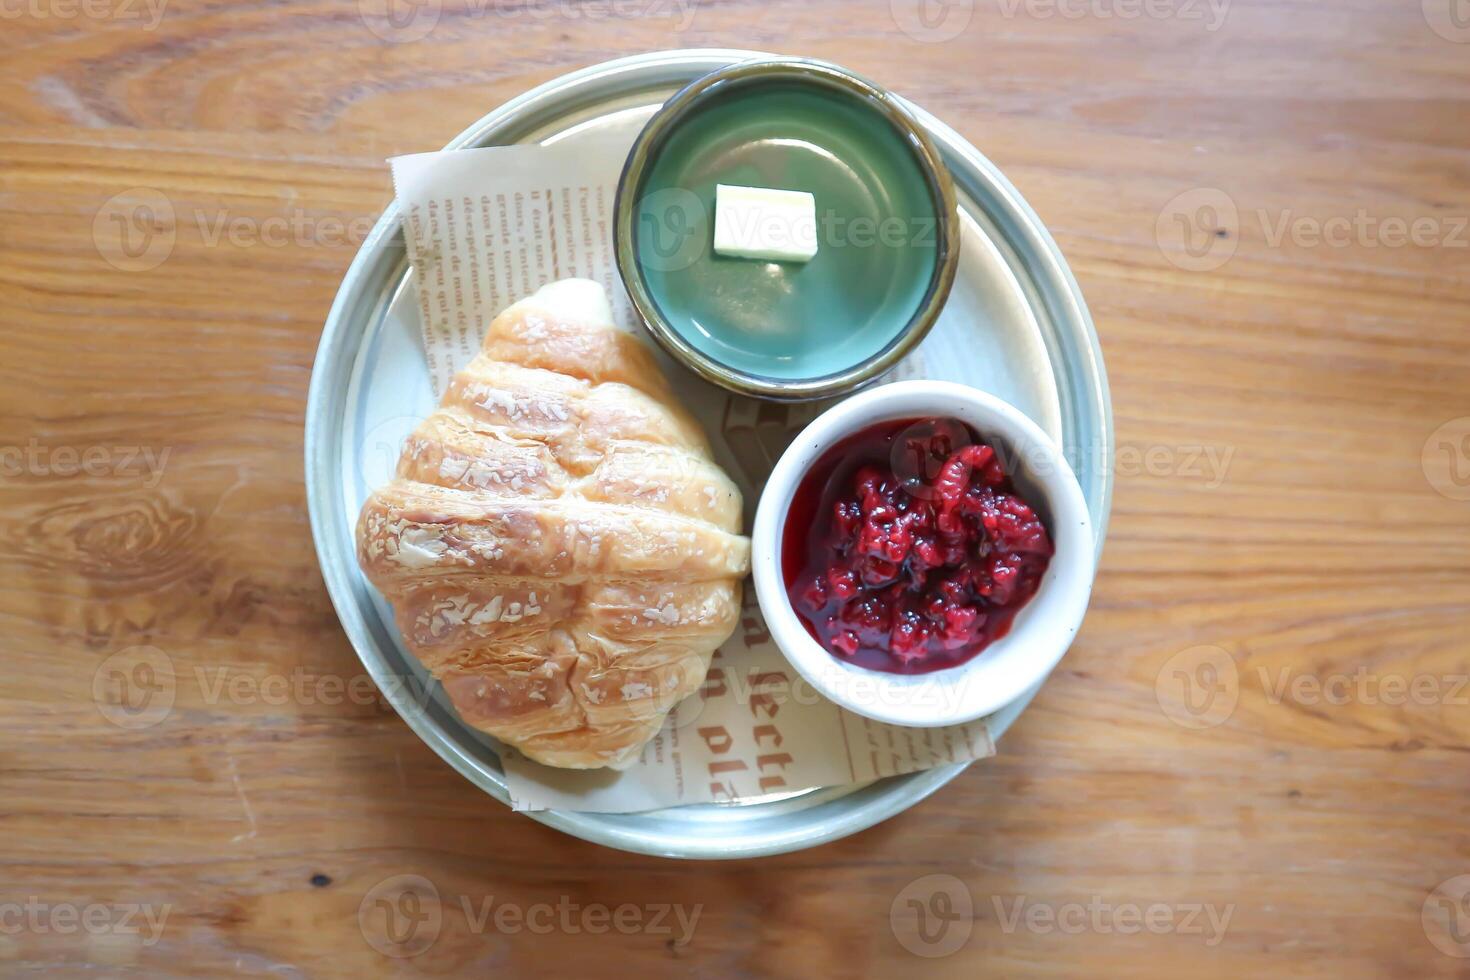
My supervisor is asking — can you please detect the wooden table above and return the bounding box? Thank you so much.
[3,1,1468,976]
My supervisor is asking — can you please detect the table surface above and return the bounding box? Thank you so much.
[3,1,1468,976]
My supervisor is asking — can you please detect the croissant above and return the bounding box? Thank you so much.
[357,279,751,769]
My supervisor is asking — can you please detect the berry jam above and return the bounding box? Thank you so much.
[782,417,1053,674]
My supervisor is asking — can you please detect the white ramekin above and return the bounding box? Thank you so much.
[751,381,1097,728]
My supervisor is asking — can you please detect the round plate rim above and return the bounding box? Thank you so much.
[305,48,1112,860]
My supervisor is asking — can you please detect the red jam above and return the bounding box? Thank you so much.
[783,417,1053,674]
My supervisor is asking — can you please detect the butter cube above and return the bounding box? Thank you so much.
[713,184,818,263]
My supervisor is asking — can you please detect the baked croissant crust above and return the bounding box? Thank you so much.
[357,279,751,769]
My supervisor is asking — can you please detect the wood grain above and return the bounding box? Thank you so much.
[2,0,1468,976]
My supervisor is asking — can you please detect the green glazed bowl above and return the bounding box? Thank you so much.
[614,57,961,402]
